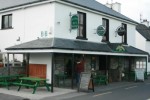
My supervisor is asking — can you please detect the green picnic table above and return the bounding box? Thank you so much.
[13,77,51,94]
[0,74,25,90]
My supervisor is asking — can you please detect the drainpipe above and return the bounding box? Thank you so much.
[7,53,10,75]
[51,53,54,92]
[72,54,74,89]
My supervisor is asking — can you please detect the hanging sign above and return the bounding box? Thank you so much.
[117,26,126,36]
[97,25,106,36]
[71,14,78,29]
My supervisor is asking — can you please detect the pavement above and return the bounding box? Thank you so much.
[0,80,149,100]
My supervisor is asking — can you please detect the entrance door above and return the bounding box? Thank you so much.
[29,64,46,78]
[99,55,107,74]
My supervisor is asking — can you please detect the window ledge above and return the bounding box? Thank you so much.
[76,36,88,40]
[0,27,13,30]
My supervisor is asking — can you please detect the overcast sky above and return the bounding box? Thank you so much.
[96,0,150,23]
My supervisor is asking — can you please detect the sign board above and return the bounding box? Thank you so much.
[97,25,106,36]
[71,14,78,29]
[115,45,125,52]
[117,26,126,36]
[78,72,94,92]
[135,68,145,81]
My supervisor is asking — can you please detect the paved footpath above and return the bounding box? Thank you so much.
[0,79,149,100]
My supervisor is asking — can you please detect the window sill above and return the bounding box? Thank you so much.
[76,36,88,40]
[1,27,13,30]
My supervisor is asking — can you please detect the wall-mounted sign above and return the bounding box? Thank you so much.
[117,26,126,36]
[116,45,125,52]
[41,31,48,38]
[78,72,94,92]
[97,25,106,36]
[71,14,78,29]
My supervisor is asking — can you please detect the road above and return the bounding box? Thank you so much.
[43,80,150,100]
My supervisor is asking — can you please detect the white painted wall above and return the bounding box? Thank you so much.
[0,1,137,52]
[30,53,52,84]
[0,3,55,52]
[136,31,150,72]
[54,2,136,46]
[135,31,146,51]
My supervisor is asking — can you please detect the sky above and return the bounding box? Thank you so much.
[96,0,150,23]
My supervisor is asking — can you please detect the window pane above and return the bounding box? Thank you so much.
[4,16,8,28]
[77,12,86,39]
[79,14,84,24]
[9,15,12,27]
[79,26,83,37]
[102,19,106,28]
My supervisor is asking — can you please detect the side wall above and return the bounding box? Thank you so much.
[30,53,52,84]
[54,2,136,46]
[0,3,55,52]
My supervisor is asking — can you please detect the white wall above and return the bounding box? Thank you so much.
[135,31,146,51]
[146,41,150,54]
[0,3,55,52]
[0,1,137,52]
[54,2,136,45]
[30,53,52,84]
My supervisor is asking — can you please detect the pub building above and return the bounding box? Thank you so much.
[1,0,148,91]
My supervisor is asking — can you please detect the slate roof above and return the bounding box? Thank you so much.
[136,24,150,41]
[108,43,148,54]
[0,0,137,24]
[6,38,112,52]
[6,38,148,55]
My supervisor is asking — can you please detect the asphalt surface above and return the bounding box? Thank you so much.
[42,79,150,100]
[1,79,150,100]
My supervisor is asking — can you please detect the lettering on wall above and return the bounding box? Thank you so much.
[41,31,48,38]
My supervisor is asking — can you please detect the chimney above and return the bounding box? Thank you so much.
[141,19,149,27]
[105,2,121,13]
[106,2,112,8]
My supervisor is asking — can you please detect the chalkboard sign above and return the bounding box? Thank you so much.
[78,72,94,92]
[135,68,145,81]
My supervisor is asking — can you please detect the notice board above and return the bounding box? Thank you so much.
[135,68,145,81]
[78,72,94,92]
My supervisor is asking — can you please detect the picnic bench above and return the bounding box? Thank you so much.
[93,75,108,85]
[13,77,51,94]
[0,74,25,90]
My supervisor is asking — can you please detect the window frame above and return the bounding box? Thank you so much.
[102,18,109,42]
[76,11,87,40]
[122,23,127,44]
[1,14,12,29]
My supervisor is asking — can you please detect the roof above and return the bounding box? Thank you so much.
[6,38,148,55]
[136,24,150,41]
[0,0,45,10]
[0,0,137,24]
[6,38,112,52]
[62,0,137,24]
[108,43,148,55]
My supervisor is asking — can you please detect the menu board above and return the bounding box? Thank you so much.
[135,68,145,81]
[78,72,94,92]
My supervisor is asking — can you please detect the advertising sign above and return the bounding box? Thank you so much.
[71,14,78,29]
[97,25,106,36]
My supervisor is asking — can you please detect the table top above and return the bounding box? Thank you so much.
[0,74,25,78]
[20,77,47,81]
